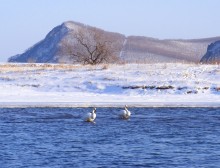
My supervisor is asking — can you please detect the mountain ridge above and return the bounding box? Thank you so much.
[8,21,220,63]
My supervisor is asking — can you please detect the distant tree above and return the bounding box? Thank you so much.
[60,28,119,65]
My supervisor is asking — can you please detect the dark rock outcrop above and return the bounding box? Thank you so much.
[200,40,220,64]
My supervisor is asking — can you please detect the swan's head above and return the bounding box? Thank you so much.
[93,107,96,113]
[125,105,128,108]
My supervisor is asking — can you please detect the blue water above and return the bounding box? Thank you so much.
[0,107,220,168]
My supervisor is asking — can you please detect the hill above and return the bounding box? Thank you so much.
[8,21,220,63]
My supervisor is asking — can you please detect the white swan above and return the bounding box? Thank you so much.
[85,108,96,122]
[119,105,131,119]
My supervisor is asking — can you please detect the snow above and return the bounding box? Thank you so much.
[119,38,127,59]
[0,63,219,107]
[63,21,81,31]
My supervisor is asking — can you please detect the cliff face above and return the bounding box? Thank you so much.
[8,21,220,64]
[200,40,220,64]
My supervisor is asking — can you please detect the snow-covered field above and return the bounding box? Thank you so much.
[0,63,219,107]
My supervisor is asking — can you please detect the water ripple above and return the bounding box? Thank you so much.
[0,107,220,167]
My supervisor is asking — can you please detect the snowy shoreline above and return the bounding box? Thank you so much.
[0,63,219,108]
[0,101,220,108]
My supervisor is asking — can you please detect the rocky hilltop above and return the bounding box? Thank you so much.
[8,21,220,63]
[200,40,220,64]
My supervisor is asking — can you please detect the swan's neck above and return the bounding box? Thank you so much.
[125,107,128,113]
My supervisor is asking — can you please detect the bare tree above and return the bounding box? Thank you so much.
[60,28,119,65]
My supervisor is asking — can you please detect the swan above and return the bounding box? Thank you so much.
[119,105,131,119]
[85,108,96,122]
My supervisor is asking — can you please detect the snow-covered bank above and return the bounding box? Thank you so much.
[0,101,220,108]
[0,63,219,107]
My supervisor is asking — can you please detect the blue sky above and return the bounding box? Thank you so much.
[1,0,220,62]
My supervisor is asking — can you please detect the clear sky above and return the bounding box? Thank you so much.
[1,0,220,62]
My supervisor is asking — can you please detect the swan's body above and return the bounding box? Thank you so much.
[119,106,131,119]
[85,108,96,122]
